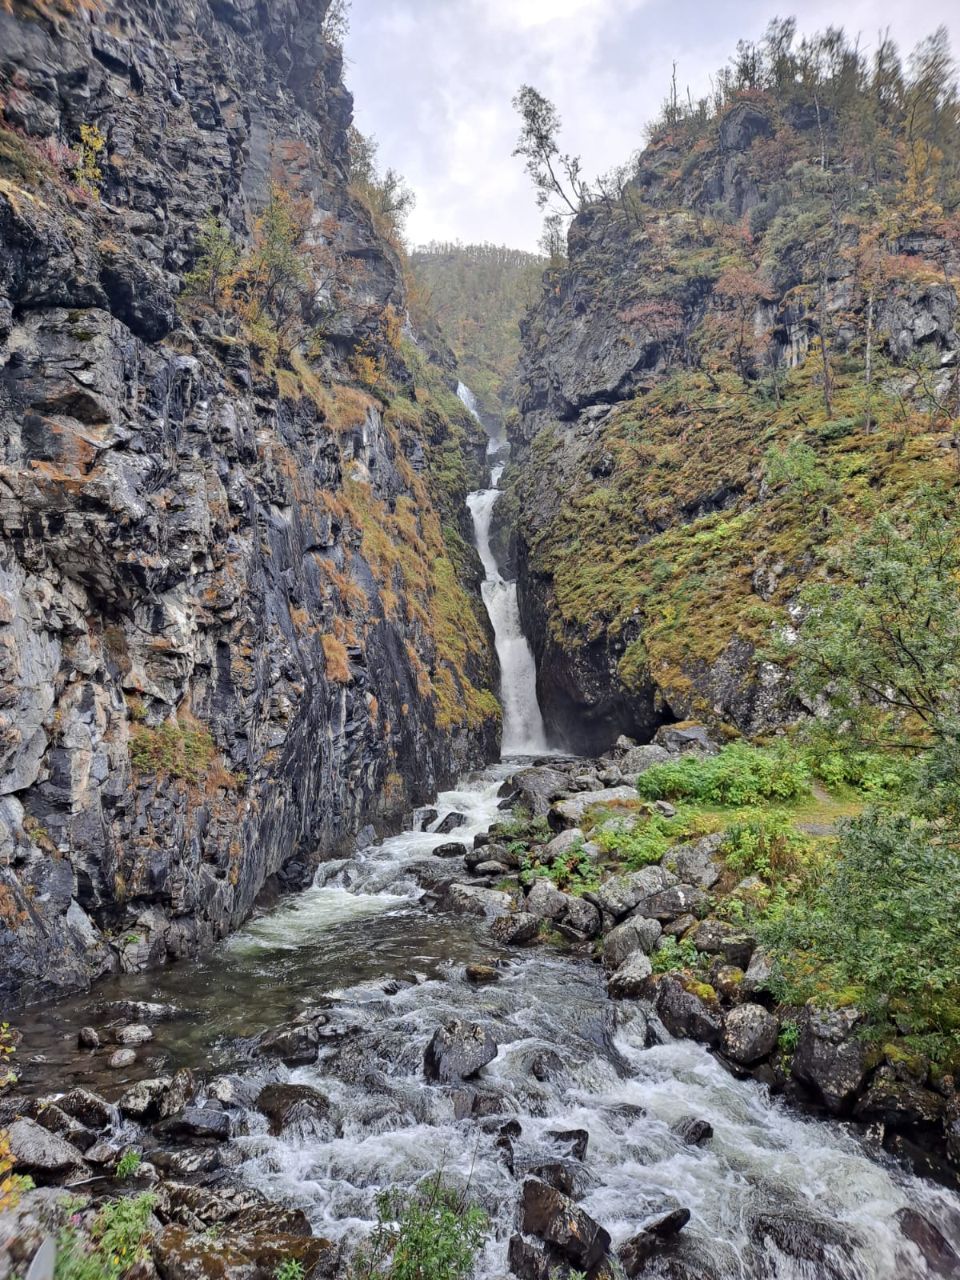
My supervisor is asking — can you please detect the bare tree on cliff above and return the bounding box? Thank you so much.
[513,86,590,262]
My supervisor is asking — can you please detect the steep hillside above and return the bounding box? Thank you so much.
[0,0,498,1006]
[409,242,543,421]
[509,25,960,753]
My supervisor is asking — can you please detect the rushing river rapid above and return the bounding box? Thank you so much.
[16,423,960,1279]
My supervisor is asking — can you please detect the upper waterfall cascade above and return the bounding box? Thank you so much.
[460,384,551,756]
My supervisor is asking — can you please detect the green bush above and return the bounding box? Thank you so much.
[274,1262,305,1280]
[349,1176,487,1280]
[650,935,700,973]
[521,841,600,895]
[760,808,960,1053]
[722,810,822,883]
[594,810,717,870]
[635,743,811,807]
[55,1193,156,1280]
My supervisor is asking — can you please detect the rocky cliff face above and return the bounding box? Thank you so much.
[0,0,499,1006]
[509,94,960,755]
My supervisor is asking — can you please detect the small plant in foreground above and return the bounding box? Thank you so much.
[274,1261,305,1280]
[348,1175,488,1280]
[114,1150,142,1180]
[650,935,700,974]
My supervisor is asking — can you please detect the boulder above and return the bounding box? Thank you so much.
[491,912,540,946]
[690,920,755,968]
[896,1208,960,1278]
[119,1077,173,1122]
[519,1178,612,1271]
[154,1106,232,1143]
[115,1023,154,1045]
[608,951,653,999]
[446,883,514,918]
[721,1004,778,1065]
[507,1232,551,1280]
[510,767,571,816]
[424,1020,498,1083]
[653,723,719,754]
[662,834,724,889]
[741,948,776,995]
[465,963,500,984]
[474,860,509,876]
[747,1210,854,1279]
[713,964,746,1002]
[433,841,468,858]
[549,786,639,830]
[654,976,722,1046]
[33,1103,97,1152]
[791,1006,870,1113]
[853,1074,945,1127]
[546,1129,589,1161]
[559,896,602,940]
[6,1119,88,1180]
[672,1117,713,1146]
[618,1209,691,1277]
[53,1088,115,1131]
[256,1021,321,1065]
[617,744,672,778]
[78,1026,100,1049]
[435,812,468,834]
[589,866,677,919]
[109,1048,136,1068]
[525,879,567,921]
[152,1224,334,1280]
[602,917,662,970]
[542,828,586,862]
[634,884,709,922]
[97,1000,184,1023]
[255,1084,331,1137]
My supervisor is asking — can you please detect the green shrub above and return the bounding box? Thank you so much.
[520,840,600,895]
[114,1150,141,1180]
[55,1193,156,1280]
[274,1262,305,1280]
[349,1176,487,1280]
[635,743,811,807]
[650,935,700,973]
[594,809,719,871]
[722,810,822,883]
[760,808,960,1052]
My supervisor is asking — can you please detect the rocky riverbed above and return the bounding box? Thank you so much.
[4,740,960,1280]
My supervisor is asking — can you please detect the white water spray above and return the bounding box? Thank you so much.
[467,462,551,757]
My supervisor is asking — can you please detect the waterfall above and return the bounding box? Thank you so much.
[467,459,551,758]
[456,380,481,419]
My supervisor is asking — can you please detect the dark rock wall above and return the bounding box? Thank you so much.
[0,0,498,1006]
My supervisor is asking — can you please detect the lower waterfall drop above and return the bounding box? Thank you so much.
[468,462,550,756]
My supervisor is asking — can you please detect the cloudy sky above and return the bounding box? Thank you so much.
[343,1,957,253]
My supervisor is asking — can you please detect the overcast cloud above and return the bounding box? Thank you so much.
[343,1,957,252]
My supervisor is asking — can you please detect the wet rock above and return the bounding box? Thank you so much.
[527,1049,565,1082]
[115,1023,154,1046]
[119,1077,171,1124]
[721,1004,778,1065]
[153,1106,232,1144]
[618,1209,691,1277]
[608,951,654,998]
[78,1026,100,1049]
[896,1208,960,1277]
[424,1020,498,1084]
[256,1021,322,1066]
[603,916,663,970]
[550,786,639,830]
[672,1117,713,1146]
[109,1048,137,1069]
[150,1149,227,1180]
[662,834,724,889]
[690,920,755,968]
[434,841,468,858]
[653,976,722,1046]
[32,1103,97,1153]
[791,1006,870,1113]
[590,866,678,920]
[255,1084,331,1137]
[519,1178,612,1271]
[96,1000,185,1023]
[853,1073,946,1127]
[474,860,510,876]
[85,1139,123,1166]
[508,1232,551,1280]
[6,1119,88,1181]
[546,1129,589,1161]
[560,896,602,940]
[159,1070,198,1119]
[465,963,500,984]
[53,1088,115,1131]
[748,1210,854,1279]
[414,808,439,831]
[491,912,541,945]
[446,883,514,918]
[435,812,468,834]
[520,1160,577,1197]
